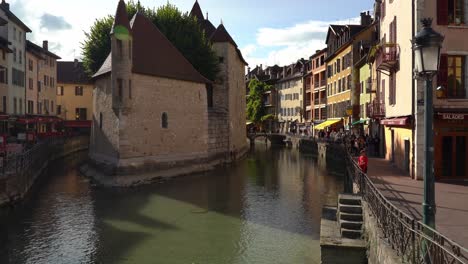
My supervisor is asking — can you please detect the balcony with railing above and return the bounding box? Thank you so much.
[368,100,385,118]
[376,43,399,73]
[314,80,327,90]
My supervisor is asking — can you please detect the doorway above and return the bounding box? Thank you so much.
[439,135,467,178]
[391,130,395,163]
[404,139,410,173]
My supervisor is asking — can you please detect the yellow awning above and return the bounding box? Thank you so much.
[314,119,341,130]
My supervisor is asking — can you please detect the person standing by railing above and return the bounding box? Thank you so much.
[358,149,368,173]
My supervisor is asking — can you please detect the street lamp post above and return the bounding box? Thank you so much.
[412,18,444,229]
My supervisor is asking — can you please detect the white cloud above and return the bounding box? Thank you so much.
[242,17,361,67]
[9,0,115,61]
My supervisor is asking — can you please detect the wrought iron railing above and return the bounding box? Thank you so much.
[344,142,468,264]
[0,136,89,177]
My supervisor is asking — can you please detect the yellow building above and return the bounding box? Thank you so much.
[56,60,93,121]
[324,13,375,131]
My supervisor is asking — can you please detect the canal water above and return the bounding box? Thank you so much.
[0,145,343,264]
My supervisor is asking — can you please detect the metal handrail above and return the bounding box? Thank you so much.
[344,140,468,263]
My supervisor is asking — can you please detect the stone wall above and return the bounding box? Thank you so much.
[90,76,120,166]
[0,136,89,207]
[362,201,402,264]
[117,73,209,167]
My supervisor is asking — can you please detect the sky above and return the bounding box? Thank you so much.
[9,0,374,68]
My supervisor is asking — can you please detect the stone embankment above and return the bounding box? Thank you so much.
[81,144,250,187]
[298,138,402,264]
[0,136,89,207]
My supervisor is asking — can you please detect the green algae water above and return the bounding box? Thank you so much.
[0,146,342,264]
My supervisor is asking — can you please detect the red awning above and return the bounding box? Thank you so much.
[16,118,37,124]
[380,117,409,126]
[64,120,91,128]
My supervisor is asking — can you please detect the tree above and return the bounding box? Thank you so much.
[81,1,219,80]
[246,79,272,127]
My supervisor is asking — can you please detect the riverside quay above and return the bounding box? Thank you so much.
[1,0,468,263]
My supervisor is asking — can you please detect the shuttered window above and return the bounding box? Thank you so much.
[439,0,467,25]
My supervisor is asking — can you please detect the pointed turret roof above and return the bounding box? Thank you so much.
[94,11,210,83]
[210,24,248,65]
[202,19,216,38]
[190,0,204,21]
[210,23,237,47]
[111,0,131,34]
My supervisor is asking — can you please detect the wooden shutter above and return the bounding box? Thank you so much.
[437,0,449,25]
[438,54,448,89]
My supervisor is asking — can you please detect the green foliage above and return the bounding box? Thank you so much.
[246,79,272,125]
[261,114,275,121]
[81,1,219,80]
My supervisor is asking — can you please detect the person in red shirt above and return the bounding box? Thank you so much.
[358,149,368,173]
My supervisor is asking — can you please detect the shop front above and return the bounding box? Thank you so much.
[434,112,468,179]
[381,116,413,175]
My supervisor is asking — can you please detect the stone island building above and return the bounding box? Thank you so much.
[88,0,247,183]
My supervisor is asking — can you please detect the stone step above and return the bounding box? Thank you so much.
[340,220,363,230]
[338,194,362,206]
[339,204,362,214]
[339,212,363,222]
[341,228,362,239]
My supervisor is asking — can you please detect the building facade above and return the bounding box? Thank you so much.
[56,60,93,121]
[325,26,355,128]
[311,49,327,123]
[0,0,31,115]
[89,0,247,180]
[415,0,468,179]
[25,40,60,116]
[277,61,305,133]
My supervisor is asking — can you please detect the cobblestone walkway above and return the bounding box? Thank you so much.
[367,158,468,248]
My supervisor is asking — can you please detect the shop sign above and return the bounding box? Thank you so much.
[437,113,468,120]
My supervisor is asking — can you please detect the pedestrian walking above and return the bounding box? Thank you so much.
[358,149,368,173]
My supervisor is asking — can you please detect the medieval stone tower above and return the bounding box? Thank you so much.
[190,1,248,161]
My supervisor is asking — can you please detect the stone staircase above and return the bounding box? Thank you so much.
[338,194,363,239]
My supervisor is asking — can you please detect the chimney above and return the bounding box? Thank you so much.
[260,64,263,70]
[247,66,251,74]
[1,0,9,10]
[43,40,48,51]
[74,59,78,68]
[360,11,372,26]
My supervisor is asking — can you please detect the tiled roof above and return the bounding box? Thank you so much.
[26,40,61,59]
[211,24,237,47]
[130,12,210,83]
[0,1,31,32]
[57,61,92,84]
[210,24,248,65]
[92,53,111,78]
[202,19,216,38]
[94,8,210,84]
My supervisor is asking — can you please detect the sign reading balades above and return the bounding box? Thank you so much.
[436,113,468,120]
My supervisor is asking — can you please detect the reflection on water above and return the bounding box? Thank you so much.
[0,146,343,264]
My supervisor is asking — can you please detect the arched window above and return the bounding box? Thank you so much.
[161,112,168,128]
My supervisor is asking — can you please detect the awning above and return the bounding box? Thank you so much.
[314,118,342,130]
[64,120,91,128]
[380,117,409,126]
[352,119,369,126]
